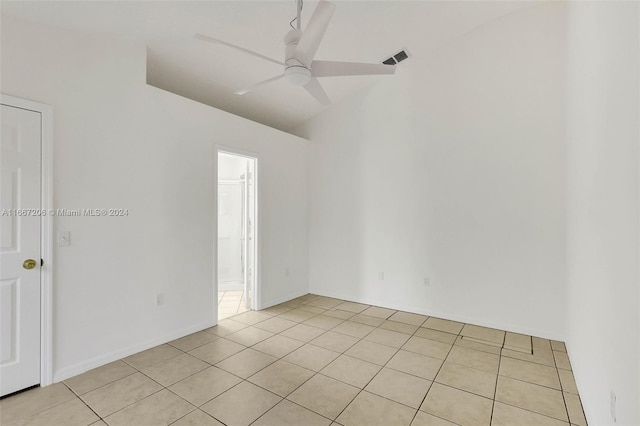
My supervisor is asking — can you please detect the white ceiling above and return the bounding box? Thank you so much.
[1,1,533,133]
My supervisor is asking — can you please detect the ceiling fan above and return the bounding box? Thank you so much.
[195,0,396,106]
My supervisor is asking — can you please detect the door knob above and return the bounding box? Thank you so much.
[23,259,37,270]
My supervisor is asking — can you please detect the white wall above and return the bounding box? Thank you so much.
[295,3,567,339]
[565,2,640,424]
[1,16,309,381]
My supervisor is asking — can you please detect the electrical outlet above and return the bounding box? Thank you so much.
[424,277,430,286]
[155,293,164,307]
[379,272,385,280]
[610,390,616,422]
[57,231,71,247]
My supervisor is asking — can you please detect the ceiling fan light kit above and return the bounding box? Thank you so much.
[195,0,396,106]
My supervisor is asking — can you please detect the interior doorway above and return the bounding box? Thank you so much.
[217,151,257,320]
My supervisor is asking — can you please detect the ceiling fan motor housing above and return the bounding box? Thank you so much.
[284,29,311,86]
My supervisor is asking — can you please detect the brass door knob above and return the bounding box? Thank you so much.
[23,259,37,269]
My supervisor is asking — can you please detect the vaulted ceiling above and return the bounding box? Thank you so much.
[1,1,533,133]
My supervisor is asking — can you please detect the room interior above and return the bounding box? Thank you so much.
[0,1,638,425]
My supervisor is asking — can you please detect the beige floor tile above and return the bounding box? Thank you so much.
[303,314,345,330]
[558,369,579,394]
[205,319,247,337]
[90,420,108,426]
[337,391,416,426]
[259,305,293,316]
[563,392,587,426]
[225,326,274,346]
[411,411,457,426]
[284,344,340,371]
[361,306,397,319]
[306,297,344,309]
[81,372,163,417]
[168,366,242,406]
[64,361,136,395]
[491,401,569,426]
[140,353,209,387]
[188,338,245,364]
[311,331,359,353]
[495,376,568,422]
[288,374,359,419]
[332,321,375,339]
[446,346,499,374]
[171,409,225,426]
[232,311,272,325]
[345,340,399,365]
[365,367,432,408]
[297,305,328,315]
[335,301,370,313]
[122,344,182,370]
[414,328,457,344]
[349,314,385,327]
[403,336,452,360]
[422,318,464,335]
[167,331,218,352]
[455,336,502,355]
[321,355,382,388]
[499,357,560,389]
[19,397,99,426]
[0,383,76,423]
[388,311,428,326]
[249,360,315,397]
[550,340,567,352]
[278,308,318,322]
[201,381,281,426]
[252,317,297,333]
[252,335,305,358]
[421,383,493,426]
[323,309,356,320]
[103,389,194,426]
[503,332,532,354]
[501,347,556,367]
[253,400,332,426]
[460,324,505,346]
[387,350,443,380]
[553,351,572,370]
[380,320,420,335]
[435,361,497,398]
[364,328,411,348]
[281,323,326,342]
[215,348,277,378]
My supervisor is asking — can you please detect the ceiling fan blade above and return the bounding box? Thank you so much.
[303,77,330,106]
[311,60,396,77]
[295,0,336,66]
[235,74,285,95]
[195,33,285,66]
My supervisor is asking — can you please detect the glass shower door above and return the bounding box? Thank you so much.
[218,182,245,286]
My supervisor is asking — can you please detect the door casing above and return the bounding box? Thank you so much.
[1,94,54,389]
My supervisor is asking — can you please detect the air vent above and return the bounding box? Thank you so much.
[381,49,411,65]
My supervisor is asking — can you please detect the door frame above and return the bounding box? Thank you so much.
[1,94,54,388]
[215,146,260,316]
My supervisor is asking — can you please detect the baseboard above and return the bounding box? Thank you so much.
[309,288,565,342]
[219,283,243,292]
[259,288,309,310]
[52,319,216,383]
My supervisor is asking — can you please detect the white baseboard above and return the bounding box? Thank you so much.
[52,319,216,383]
[309,288,564,342]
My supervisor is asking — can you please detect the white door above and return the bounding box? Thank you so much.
[0,104,42,396]
[244,161,255,310]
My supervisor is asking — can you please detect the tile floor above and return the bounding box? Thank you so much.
[218,291,250,320]
[1,294,588,426]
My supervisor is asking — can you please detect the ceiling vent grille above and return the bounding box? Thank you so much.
[382,49,411,65]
